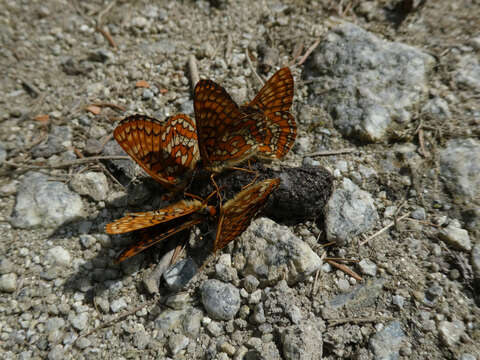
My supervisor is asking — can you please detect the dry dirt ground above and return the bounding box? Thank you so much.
[0,0,479,359]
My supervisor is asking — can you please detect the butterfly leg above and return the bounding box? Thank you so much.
[228,166,259,190]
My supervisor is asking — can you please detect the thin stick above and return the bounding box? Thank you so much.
[304,148,357,157]
[188,55,200,93]
[325,257,360,263]
[245,48,264,86]
[326,259,363,282]
[90,102,125,112]
[97,0,117,25]
[2,156,130,170]
[95,26,117,49]
[359,213,410,246]
[76,295,160,341]
[296,39,321,66]
[328,316,394,327]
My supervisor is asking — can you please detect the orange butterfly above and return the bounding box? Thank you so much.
[194,67,296,173]
[113,114,199,190]
[106,178,279,262]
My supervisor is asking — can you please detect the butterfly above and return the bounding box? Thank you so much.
[213,178,280,252]
[113,114,199,190]
[106,199,212,263]
[106,178,280,262]
[194,67,296,173]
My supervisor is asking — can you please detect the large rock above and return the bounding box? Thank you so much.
[440,138,480,199]
[240,218,323,286]
[304,22,434,142]
[10,172,84,229]
[325,178,378,246]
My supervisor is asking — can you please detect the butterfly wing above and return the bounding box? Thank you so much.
[115,217,203,263]
[243,67,297,159]
[114,114,199,189]
[194,80,263,172]
[106,199,204,234]
[214,178,280,252]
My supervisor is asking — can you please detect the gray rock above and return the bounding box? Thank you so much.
[439,223,472,251]
[411,207,426,220]
[440,138,480,198]
[69,312,88,331]
[206,321,223,336]
[330,278,386,309]
[46,317,65,332]
[47,345,65,360]
[472,242,480,278]
[304,22,434,142]
[0,142,6,163]
[75,337,91,350]
[325,178,379,246]
[281,321,323,360]
[243,275,260,293]
[183,308,203,337]
[460,354,477,360]
[110,298,127,313]
[0,258,14,274]
[70,172,109,201]
[133,330,150,350]
[79,234,96,249]
[358,259,377,276]
[142,88,154,100]
[252,303,266,324]
[143,249,175,294]
[0,273,17,293]
[11,172,84,229]
[455,55,480,90]
[369,321,405,360]
[241,218,323,286]
[422,97,451,121]
[201,279,241,320]
[392,295,405,309]
[154,309,186,331]
[164,293,190,310]
[87,48,114,63]
[164,257,197,291]
[169,334,189,355]
[438,320,466,347]
[47,246,71,266]
[32,126,72,158]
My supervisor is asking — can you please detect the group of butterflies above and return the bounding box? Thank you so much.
[105,67,297,263]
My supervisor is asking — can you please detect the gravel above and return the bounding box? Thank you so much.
[1,1,479,358]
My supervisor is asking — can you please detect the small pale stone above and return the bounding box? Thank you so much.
[358,259,377,276]
[439,224,472,251]
[169,334,189,355]
[0,273,18,293]
[47,246,71,266]
[110,298,127,313]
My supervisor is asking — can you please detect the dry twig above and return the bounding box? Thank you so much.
[188,55,200,93]
[328,315,394,327]
[326,259,363,282]
[305,148,357,157]
[2,155,130,170]
[359,212,410,246]
[245,48,264,86]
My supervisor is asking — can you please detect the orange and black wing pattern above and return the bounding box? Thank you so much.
[213,178,280,252]
[194,80,264,172]
[114,217,203,263]
[105,199,204,234]
[113,114,199,189]
[243,67,296,159]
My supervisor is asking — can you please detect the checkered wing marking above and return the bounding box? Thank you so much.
[213,178,280,252]
[105,199,204,234]
[194,80,263,172]
[115,217,203,263]
[243,67,297,159]
[114,114,199,188]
